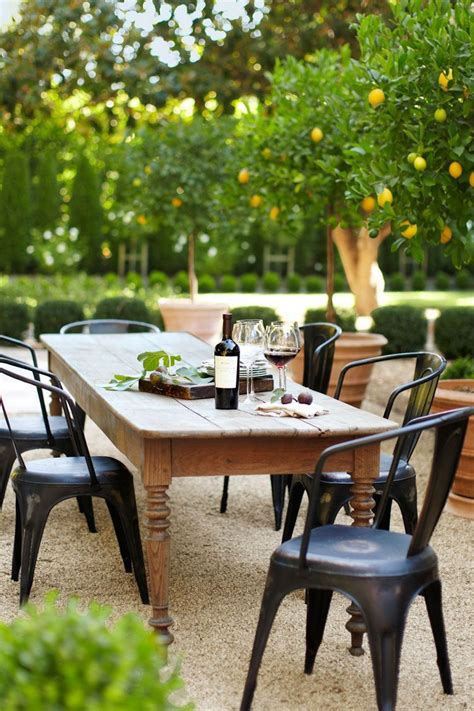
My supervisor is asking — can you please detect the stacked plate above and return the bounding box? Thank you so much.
[201,358,269,378]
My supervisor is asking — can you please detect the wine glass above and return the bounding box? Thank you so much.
[232,320,265,405]
[264,322,301,391]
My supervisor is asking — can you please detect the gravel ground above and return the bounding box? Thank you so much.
[0,352,473,711]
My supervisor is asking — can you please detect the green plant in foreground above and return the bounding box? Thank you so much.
[435,307,474,359]
[442,357,474,380]
[0,593,192,710]
[371,305,427,354]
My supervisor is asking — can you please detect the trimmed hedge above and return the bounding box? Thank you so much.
[411,271,427,291]
[220,274,238,292]
[148,270,169,288]
[435,307,474,359]
[287,273,301,292]
[455,270,472,290]
[442,357,474,380]
[262,271,280,293]
[34,300,84,339]
[434,271,450,290]
[198,274,216,293]
[231,305,280,327]
[173,271,189,293]
[333,273,346,292]
[94,297,151,324]
[0,299,29,340]
[240,273,258,293]
[388,273,406,291]
[304,308,356,332]
[305,275,325,293]
[370,305,427,354]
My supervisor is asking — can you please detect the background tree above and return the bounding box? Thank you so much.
[35,150,60,230]
[69,154,103,272]
[0,149,31,271]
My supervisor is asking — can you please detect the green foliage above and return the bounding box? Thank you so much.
[455,269,472,290]
[35,150,60,230]
[149,271,169,288]
[198,274,217,293]
[173,271,190,294]
[287,273,302,292]
[0,299,29,340]
[34,300,84,339]
[0,594,190,710]
[435,307,474,358]
[305,275,325,293]
[0,150,31,271]
[412,271,427,291]
[304,307,356,332]
[370,305,427,354]
[388,273,406,291]
[442,357,474,380]
[220,275,238,292]
[262,271,280,293]
[69,154,103,272]
[435,271,451,290]
[333,273,347,292]
[94,297,151,324]
[240,273,258,293]
[125,271,144,290]
[347,0,474,268]
[231,306,280,327]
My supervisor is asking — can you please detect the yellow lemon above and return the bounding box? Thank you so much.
[448,161,462,179]
[434,108,447,123]
[269,206,280,221]
[238,168,250,184]
[250,194,263,208]
[377,187,393,208]
[261,148,272,159]
[171,197,183,207]
[401,221,417,239]
[438,68,453,91]
[144,165,152,175]
[407,153,417,164]
[440,225,452,244]
[136,214,147,225]
[368,88,385,108]
[361,196,376,213]
[310,127,324,143]
[469,172,474,187]
[414,156,427,172]
[132,178,141,187]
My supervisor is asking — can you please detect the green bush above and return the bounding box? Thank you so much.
[435,307,474,359]
[333,273,346,292]
[0,594,190,711]
[198,274,217,293]
[304,307,356,332]
[94,297,151,324]
[125,271,143,290]
[388,273,406,291]
[104,272,120,287]
[220,274,238,292]
[173,271,189,294]
[231,305,280,327]
[370,305,427,354]
[262,271,280,293]
[240,273,258,293]
[0,299,29,340]
[455,270,472,290]
[434,271,451,290]
[411,270,427,291]
[148,270,169,288]
[287,273,302,292]
[305,275,325,293]
[0,150,31,272]
[34,300,84,339]
[442,357,474,380]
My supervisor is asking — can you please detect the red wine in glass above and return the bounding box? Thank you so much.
[264,323,301,390]
[264,349,299,368]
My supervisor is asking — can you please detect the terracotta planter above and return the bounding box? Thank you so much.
[289,332,387,408]
[431,379,474,519]
[158,299,229,345]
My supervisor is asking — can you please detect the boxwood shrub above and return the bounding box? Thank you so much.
[333,273,347,292]
[435,307,474,359]
[388,273,406,291]
[220,274,238,292]
[125,271,143,289]
[305,275,325,293]
[240,273,258,293]
[287,273,302,292]
[262,271,280,293]
[198,274,217,293]
[434,271,451,290]
[411,270,427,291]
[0,299,29,340]
[304,307,356,332]
[34,300,84,339]
[442,357,474,380]
[148,270,169,288]
[231,305,280,327]
[455,270,472,290]
[370,305,427,354]
[173,270,189,293]
[94,297,151,324]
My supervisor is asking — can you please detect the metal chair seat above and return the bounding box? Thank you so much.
[320,453,415,485]
[0,415,71,441]
[12,455,130,486]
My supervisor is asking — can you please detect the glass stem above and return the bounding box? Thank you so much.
[278,366,287,391]
[246,364,250,398]
[250,362,255,397]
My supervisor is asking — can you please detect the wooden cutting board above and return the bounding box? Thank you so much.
[139,374,274,400]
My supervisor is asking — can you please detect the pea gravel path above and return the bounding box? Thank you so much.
[0,351,473,710]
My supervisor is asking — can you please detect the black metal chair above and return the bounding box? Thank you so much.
[60,319,160,334]
[241,407,473,711]
[220,323,342,530]
[282,352,446,542]
[0,339,96,532]
[0,367,149,606]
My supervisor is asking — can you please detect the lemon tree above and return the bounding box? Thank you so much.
[345,0,473,268]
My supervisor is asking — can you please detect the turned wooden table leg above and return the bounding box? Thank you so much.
[346,444,379,656]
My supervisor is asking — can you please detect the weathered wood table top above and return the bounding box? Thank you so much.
[42,332,397,645]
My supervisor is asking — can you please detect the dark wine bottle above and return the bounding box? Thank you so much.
[214,313,240,410]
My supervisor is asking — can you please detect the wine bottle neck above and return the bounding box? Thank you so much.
[222,314,232,340]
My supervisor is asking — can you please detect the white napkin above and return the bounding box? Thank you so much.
[255,401,329,418]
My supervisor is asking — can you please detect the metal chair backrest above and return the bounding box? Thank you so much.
[300,323,341,393]
[60,319,160,334]
[334,351,446,462]
[0,367,99,487]
[298,407,473,569]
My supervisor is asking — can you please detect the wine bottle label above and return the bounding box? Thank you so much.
[214,356,238,388]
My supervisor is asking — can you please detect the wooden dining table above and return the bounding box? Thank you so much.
[42,331,397,651]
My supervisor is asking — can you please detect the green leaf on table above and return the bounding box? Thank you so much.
[103,373,143,391]
[271,388,285,403]
[137,350,182,372]
[173,366,214,385]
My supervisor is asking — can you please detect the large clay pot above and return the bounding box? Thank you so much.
[289,332,387,408]
[431,379,474,519]
[158,299,229,344]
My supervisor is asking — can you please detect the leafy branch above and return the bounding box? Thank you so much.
[103,350,212,391]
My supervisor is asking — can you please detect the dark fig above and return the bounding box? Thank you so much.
[281,392,294,404]
[298,391,313,405]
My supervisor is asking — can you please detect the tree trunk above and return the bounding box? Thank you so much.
[326,221,336,322]
[332,223,390,316]
[188,233,198,303]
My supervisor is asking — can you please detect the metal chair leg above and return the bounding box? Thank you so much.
[270,474,288,531]
[76,496,97,533]
[220,476,230,513]
[305,588,333,674]
[0,440,17,508]
[281,479,305,542]
[423,580,453,695]
[106,499,132,572]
